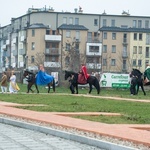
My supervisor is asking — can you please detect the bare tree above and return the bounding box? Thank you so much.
[62,39,85,72]
[34,52,45,67]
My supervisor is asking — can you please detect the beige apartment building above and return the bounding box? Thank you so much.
[1,7,150,76]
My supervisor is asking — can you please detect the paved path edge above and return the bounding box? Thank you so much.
[0,117,136,150]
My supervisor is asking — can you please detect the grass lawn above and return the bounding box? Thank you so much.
[0,83,150,124]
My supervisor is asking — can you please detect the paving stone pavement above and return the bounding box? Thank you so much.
[0,123,104,150]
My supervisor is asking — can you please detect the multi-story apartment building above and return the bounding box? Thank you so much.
[0,7,150,75]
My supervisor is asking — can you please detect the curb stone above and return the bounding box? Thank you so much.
[0,117,137,150]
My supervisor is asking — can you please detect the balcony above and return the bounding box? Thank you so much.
[45,35,61,41]
[2,44,6,50]
[86,43,102,56]
[44,62,60,68]
[19,49,26,55]
[86,63,101,69]
[6,40,10,45]
[20,36,26,42]
[12,38,17,44]
[45,48,59,55]
[13,50,18,56]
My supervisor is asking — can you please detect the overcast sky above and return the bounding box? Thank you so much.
[0,0,149,26]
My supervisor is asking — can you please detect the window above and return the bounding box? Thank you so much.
[103,19,107,26]
[45,56,50,62]
[66,30,71,38]
[103,59,107,66]
[89,46,99,53]
[66,43,70,51]
[52,30,56,35]
[31,56,34,63]
[76,31,80,40]
[133,46,137,54]
[112,45,116,53]
[52,43,56,48]
[139,33,142,40]
[75,43,79,51]
[146,33,150,45]
[123,60,127,70]
[103,32,107,39]
[145,60,149,68]
[31,42,35,50]
[134,33,137,40]
[87,32,92,42]
[103,45,107,53]
[145,20,149,28]
[112,33,116,40]
[138,46,142,54]
[65,56,70,66]
[132,59,136,66]
[111,19,115,27]
[94,32,97,38]
[46,29,50,35]
[123,46,127,57]
[94,19,98,26]
[146,47,149,58]
[133,20,137,28]
[52,56,56,62]
[69,17,73,24]
[75,18,79,25]
[123,33,127,43]
[111,59,116,66]
[138,60,142,67]
[32,29,35,36]
[138,20,142,28]
[63,17,67,24]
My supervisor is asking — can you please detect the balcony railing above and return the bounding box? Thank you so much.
[45,48,59,55]
[45,35,61,41]
[44,62,60,68]
[87,37,101,43]
[86,63,101,69]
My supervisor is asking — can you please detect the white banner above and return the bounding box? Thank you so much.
[100,73,130,88]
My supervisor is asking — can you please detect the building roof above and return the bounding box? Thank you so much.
[99,26,150,33]
[28,23,48,29]
[58,24,88,30]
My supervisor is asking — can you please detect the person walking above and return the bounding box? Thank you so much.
[1,72,8,93]
[9,71,18,93]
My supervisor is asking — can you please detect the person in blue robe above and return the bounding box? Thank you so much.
[36,64,54,85]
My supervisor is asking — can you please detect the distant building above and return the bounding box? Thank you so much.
[0,6,150,74]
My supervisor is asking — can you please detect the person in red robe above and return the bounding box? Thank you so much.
[80,64,90,80]
[78,64,90,84]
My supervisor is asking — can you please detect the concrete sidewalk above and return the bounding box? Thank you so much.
[0,100,150,148]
